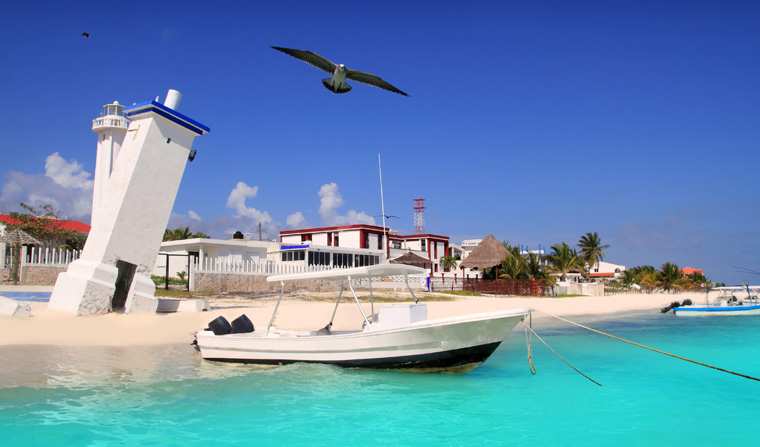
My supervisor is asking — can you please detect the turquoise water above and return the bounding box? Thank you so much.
[1,312,758,446]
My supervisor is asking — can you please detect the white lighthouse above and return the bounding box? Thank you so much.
[91,101,128,223]
[49,90,209,316]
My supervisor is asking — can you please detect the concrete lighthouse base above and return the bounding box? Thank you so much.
[124,273,159,314]
[48,259,118,315]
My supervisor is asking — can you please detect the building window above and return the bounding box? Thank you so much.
[421,239,426,251]
[378,234,383,250]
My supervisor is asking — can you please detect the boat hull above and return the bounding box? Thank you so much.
[673,304,760,316]
[196,308,529,373]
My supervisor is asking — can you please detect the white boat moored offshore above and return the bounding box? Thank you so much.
[195,264,530,373]
[673,286,760,316]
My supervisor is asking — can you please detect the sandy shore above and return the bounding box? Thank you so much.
[0,290,706,388]
[0,291,702,348]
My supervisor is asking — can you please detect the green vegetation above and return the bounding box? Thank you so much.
[546,242,585,281]
[439,255,458,272]
[433,290,483,297]
[151,275,188,287]
[154,289,214,298]
[608,263,712,293]
[577,232,610,272]
[163,227,209,241]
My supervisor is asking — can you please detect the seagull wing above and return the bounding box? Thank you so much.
[346,69,409,96]
[270,46,337,74]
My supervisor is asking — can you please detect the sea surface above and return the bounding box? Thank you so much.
[1,311,758,446]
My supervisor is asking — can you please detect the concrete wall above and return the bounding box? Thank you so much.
[19,266,67,286]
[193,273,344,294]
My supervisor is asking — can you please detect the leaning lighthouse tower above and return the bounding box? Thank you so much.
[91,101,128,223]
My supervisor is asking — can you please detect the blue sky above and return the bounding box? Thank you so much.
[1,1,758,284]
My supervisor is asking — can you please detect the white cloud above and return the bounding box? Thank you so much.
[286,211,306,228]
[188,210,201,221]
[45,152,93,189]
[0,153,93,220]
[318,182,376,226]
[226,181,273,225]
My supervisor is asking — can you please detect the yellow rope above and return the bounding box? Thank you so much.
[533,309,760,383]
[523,321,602,386]
[523,319,537,375]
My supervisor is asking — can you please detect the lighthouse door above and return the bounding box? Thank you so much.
[112,260,137,311]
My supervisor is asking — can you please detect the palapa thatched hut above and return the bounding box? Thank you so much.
[389,251,432,269]
[0,228,41,285]
[458,234,511,271]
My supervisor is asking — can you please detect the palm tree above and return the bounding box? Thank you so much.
[659,262,682,292]
[640,271,660,293]
[525,252,547,280]
[546,242,584,281]
[619,269,637,288]
[499,255,527,279]
[577,232,610,272]
[163,227,195,241]
[439,255,458,272]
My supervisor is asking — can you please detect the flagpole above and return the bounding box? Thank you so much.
[379,154,387,260]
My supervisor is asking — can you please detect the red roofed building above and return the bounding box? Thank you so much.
[680,267,703,275]
[1,214,91,270]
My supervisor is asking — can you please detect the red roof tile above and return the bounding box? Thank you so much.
[0,214,90,233]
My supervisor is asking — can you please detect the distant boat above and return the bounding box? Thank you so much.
[195,264,529,373]
[673,286,760,316]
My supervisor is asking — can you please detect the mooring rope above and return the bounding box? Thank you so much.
[533,309,760,383]
[522,320,602,386]
[523,315,536,375]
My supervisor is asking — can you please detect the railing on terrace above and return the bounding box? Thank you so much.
[23,247,81,266]
[460,278,548,297]
[193,258,339,276]
[604,286,642,295]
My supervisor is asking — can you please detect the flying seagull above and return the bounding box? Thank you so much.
[271,46,408,96]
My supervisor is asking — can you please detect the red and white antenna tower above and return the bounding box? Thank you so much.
[413,197,426,234]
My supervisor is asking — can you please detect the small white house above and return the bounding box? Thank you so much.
[154,237,278,278]
[588,261,627,283]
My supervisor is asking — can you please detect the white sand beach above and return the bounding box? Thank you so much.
[0,291,708,388]
[0,291,703,348]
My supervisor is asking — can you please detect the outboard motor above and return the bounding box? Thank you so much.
[207,316,232,335]
[661,301,681,313]
[231,314,255,334]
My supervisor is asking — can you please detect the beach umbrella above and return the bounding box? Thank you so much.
[459,234,512,270]
[0,229,41,285]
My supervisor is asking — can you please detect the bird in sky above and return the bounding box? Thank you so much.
[82,32,90,37]
[271,46,409,97]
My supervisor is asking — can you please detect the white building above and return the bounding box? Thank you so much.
[588,261,627,283]
[280,224,450,273]
[155,235,278,278]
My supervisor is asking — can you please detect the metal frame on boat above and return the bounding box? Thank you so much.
[673,286,760,316]
[195,264,530,372]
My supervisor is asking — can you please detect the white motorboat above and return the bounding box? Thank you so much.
[673,286,760,316]
[195,264,529,373]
